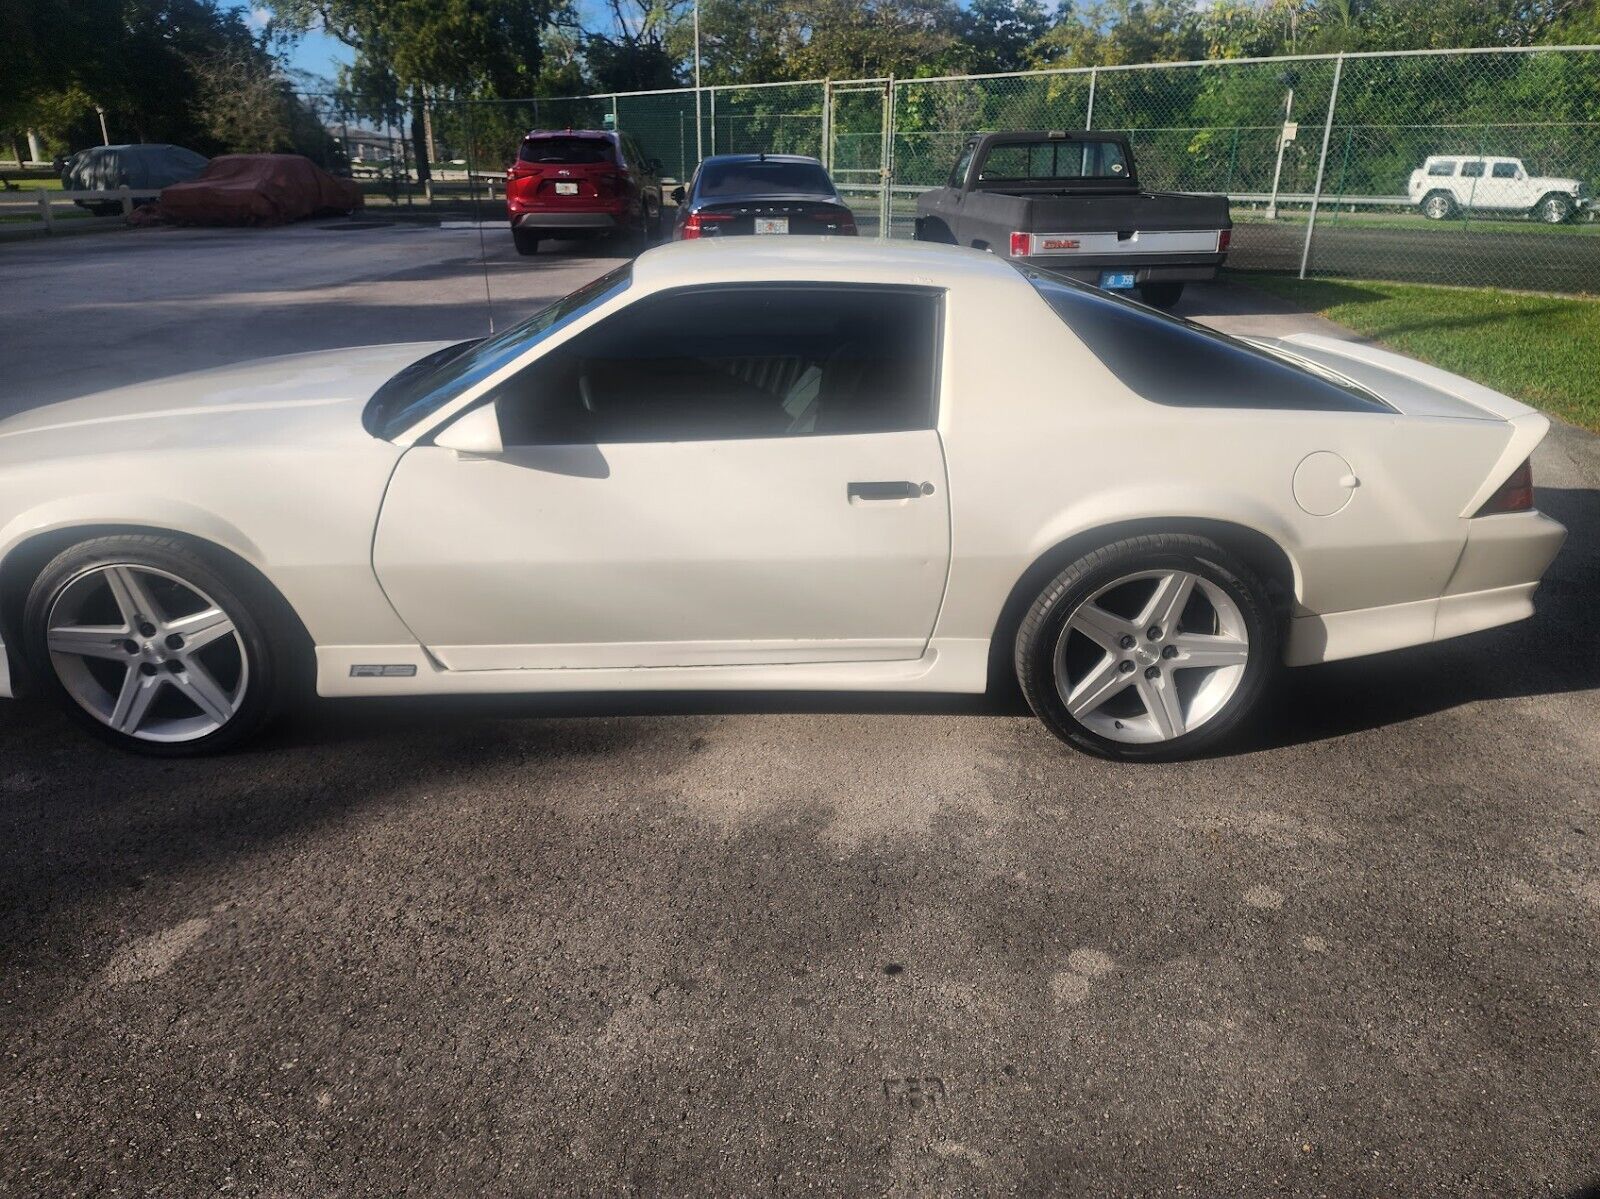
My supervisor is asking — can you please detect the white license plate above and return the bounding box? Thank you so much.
[755,217,789,235]
[554,182,578,195]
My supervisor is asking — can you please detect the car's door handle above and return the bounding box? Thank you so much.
[848,480,933,501]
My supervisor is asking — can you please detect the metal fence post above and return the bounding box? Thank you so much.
[881,77,896,237]
[709,87,717,155]
[1085,67,1097,128]
[822,79,833,171]
[1299,52,1344,279]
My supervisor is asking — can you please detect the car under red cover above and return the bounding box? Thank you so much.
[156,154,363,226]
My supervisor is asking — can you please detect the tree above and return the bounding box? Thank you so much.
[2,0,302,159]
[786,0,964,80]
[955,0,1051,74]
[275,0,568,182]
[583,0,687,93]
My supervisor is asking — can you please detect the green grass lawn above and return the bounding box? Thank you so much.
[1245,275,1600,432]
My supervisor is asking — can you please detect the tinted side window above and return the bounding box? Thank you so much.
[1427,160,1456,176]
[1492,161,1518,178]
[1025,271,1390,414]
[1460,160,1485,178]
[492,287,941,445]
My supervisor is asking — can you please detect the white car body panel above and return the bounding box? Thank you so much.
[374,431,951,670]
[0,239,1566,704]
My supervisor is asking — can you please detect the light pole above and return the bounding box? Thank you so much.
[692,0,703,167]
[1265,69,1298,221]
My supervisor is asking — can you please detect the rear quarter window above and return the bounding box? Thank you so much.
[1024,270,1391,414]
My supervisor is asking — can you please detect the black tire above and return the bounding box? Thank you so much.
[22,534,289,756]
[512,227,540,255]
[1013,534,1279,762]
[1533,193,1573,224]
[1137,281,1184,310]
[1420,190,1456,220]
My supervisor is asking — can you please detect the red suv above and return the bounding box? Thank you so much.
[506,130,663,256]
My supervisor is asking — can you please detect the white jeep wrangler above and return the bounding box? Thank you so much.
[1408,155,1593,223]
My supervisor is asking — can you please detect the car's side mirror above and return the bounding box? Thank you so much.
[670,185,685,205]
[435,403,503,456]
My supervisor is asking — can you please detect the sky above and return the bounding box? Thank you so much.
[251,7,353,85]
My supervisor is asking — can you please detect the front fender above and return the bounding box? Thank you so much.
[0,494,265,570]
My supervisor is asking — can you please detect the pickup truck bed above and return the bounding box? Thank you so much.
[915,131,1231,308]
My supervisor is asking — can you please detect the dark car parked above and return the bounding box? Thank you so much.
[671,154,857,240]
[61,143,208,215]
[506,129,663,256]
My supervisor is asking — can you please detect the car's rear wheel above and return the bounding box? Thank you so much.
[1420,191,1456,220]
[1534,193,1573,224]
[1014,534,1278,761]
[512,227,540,255]
[23,535,285,756]
[1138,282,1184,310]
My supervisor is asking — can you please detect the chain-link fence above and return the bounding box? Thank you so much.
[300,44,1600,294]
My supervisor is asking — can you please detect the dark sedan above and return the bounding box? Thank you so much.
[671,154,857,240]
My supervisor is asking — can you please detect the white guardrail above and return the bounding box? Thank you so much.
[0,186,151,233]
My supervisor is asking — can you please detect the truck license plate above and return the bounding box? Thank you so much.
[1099,271,1136,290]
[554,182,578,195]
[755,217,789,234]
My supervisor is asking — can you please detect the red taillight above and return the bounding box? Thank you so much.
[681,211,733,239]
[1475,458,1535,516]
[1218,228,1232,252]
[811,206,857,234]
[1009,231,1031,257]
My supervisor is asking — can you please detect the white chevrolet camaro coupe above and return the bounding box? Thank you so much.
[0,240,1566,759]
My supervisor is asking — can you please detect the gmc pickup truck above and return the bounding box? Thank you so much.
[914,130,1231,308]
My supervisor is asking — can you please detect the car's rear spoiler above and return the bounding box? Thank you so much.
[1266,333,1550,518]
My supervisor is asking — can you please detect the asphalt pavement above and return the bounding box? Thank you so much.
[2,221,1598,1196]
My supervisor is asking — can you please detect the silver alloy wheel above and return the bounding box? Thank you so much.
[1053,568,1250,745]
[45,563,248,744]
[1539,196,1569,223]
[1423,194,1452,220]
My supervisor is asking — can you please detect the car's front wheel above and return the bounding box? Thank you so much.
[22,535,286,756]
[1014,534,1278,761]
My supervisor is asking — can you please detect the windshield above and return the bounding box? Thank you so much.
[1019,267,1390,413]
[364,263,633,439]
[698,160,834,198]
[978,139,1130,181]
